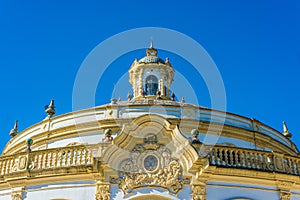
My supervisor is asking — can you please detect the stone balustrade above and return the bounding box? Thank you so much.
[0,145,93,176]
[207,145,300,176]
[1,144,299,178]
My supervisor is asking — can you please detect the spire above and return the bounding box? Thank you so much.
[282,121,292,138]
[45,99,56,118]
[150,41,154,49]
[9,120,18,137]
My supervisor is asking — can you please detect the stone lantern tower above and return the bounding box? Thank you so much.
[129,42,174,100]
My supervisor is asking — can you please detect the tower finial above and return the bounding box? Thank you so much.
[9,120,18,137]
[283,121,292,138]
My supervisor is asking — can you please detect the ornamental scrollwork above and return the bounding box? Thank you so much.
[110,134,189,194]
[11,155,34,172]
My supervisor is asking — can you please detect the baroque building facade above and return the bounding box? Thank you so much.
[0,44,300,200]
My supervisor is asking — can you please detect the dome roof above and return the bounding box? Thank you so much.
[138,55,164,63]
[138,41,165,64]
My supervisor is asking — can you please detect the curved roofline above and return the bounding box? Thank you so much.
[2,100,297,155]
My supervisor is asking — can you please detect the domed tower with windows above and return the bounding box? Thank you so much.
[0,44,300,200]
[129,42,174,100]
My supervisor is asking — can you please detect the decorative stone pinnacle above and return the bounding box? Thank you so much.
[110,98,117,104]
[181,97,185,104]
[9,120,18,137]
[171,92,175,101]
[283,121,292,138]
[45,99,56,118]
[127,92,132,101]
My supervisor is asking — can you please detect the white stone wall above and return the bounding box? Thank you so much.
[0,189,11,200]
[206,183,279,200]
[24,182,95,200]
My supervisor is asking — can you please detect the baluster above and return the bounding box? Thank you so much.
[211,149,216,165]
[217,148,222,165]
[245,151,249,168]
[253,152,257,169]
[2,160,6,175]
[88,149,92,164]
[292,159,297,175]
[228,150,232,166]
[253,152,258,169]
[295,159,300,175]
[49,152,53,168]
[76,150,80,165]
[297,160,300,175]
[235,150,239,167]
[64,150,68,166]
[250,152,255,169]
[9,158,15,173]
[5,160,9,174]
[72,149,76,165]
[251,152,256,169]
[241,151,246,168]
[42,152,46,169]
[53,150,58,168]
[45,153,49,168]
[1,160,6,175]
[257,153,262,169]
[67,150,70,166]
[87,149,92,164]
[38,154,42,169]
[286,158,292,174]
[224,150,229,166]
[59,150,63,167]
[0,161,2,175]
[85,149,89,164]
[214,149,218,165]
[83,149,88,164]
[70,149,74,166]
[79,149,83,165]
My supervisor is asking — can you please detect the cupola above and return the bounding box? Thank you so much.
[129,42,174,100]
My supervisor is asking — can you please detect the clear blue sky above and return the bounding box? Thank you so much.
[0,1,299,151]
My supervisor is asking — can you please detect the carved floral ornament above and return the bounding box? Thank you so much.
[95,184,110,200]
[110,134,190,194]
